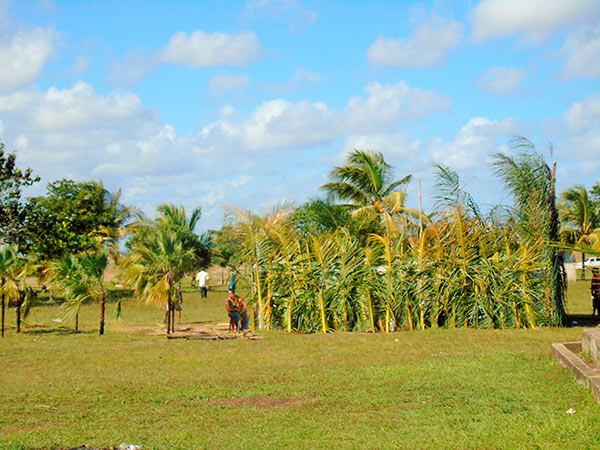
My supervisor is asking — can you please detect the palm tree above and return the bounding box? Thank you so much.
[320,149,413,233]
[559,185,599,280]
[156,203,202,232]
[48,253,85,331]
[13,253,37,334]
[83,180,132,263]
[48,250,109,335]
[491,137,566,327]
[121,228,194,334]
[0,245,20,337]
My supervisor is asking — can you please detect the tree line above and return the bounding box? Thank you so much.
[1,138,599,335]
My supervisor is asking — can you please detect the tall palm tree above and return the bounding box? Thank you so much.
[559,184,599,279]
[491,137,566,327]
[121,228,194,334]
[320,150,413,231]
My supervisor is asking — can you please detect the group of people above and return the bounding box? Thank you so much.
[170,268,248,332]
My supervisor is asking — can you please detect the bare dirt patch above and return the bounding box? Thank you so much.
[203,395,318,410]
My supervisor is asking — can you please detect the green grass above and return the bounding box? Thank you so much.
[1,282,599,449]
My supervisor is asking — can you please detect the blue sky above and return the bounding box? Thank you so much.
[1,0,599,231]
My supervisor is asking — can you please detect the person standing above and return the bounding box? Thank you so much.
[195,268,209,299]
[228,270,237,293]
[591,267,600,316]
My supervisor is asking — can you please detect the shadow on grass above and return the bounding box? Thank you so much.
[567,314,600,327]
[21,325,96,336]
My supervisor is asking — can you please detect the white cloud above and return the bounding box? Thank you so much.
[565,92,600,132]
[561,129,600,161]
[344,81,451,133]
[245,0,317,31]
[430,117,519,170]
[0,27,58,89]
[474,66,526,96]
[34,81,153,131]
[159,30,261,67]
[200,80,450,152]
[367,16,463,68]
[561,25,600,79]
[344,133,422,159]
[209,73,252,92]
[72,56,89,75]
[243,99,339,150]
[472,0,600,43]
[260,67,324,93]
[0,78,454,229]
[0,81,162,185]
[562,92,600,160]
[107,50,156,87]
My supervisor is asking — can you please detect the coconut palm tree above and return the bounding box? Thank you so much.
[48,253,85,331]
[320,149,414,236]
[121,227,195,334]
[559,184,599,279]
[12,253,37,333]
[0,245,20,336]
[48,250,109,335]
[491,137,566,327]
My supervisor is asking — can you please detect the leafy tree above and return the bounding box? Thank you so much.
[0,143,40,246]
[26,179,129,259]
[209,225,242,283]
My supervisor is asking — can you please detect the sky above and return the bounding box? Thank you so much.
[1,0,599,232]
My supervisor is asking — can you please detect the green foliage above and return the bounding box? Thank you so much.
[47,249,109,334]
[25,179,128,259]
[491,137,566,326]
[225,145,566,333]
[0,143,40,246]
[128,203,210,271]
[122,227,195,308]
[209,225,242,270]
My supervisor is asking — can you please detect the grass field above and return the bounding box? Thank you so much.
[1,281,599,449]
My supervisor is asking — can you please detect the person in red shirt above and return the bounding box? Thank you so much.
[591,267,600,316]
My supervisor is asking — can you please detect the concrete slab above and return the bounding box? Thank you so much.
[582,329,600,368]
[552,338,600,403]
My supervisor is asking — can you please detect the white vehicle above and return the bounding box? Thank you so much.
[576,257,600,269]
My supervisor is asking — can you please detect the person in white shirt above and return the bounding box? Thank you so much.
[195,269,209,298]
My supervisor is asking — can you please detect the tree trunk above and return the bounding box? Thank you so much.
[99,288,106,336]
[75,310,79,332]
[1,293,5,337]
[166,303,171,335]
[581,252,586,281]
[16,292,24,334]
